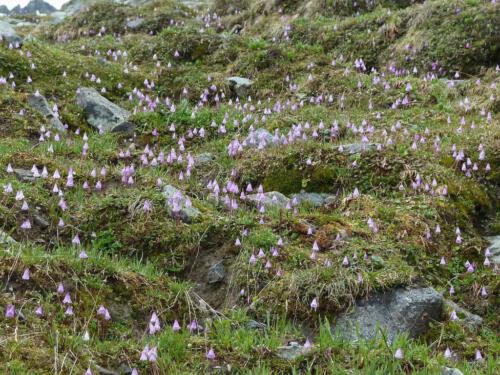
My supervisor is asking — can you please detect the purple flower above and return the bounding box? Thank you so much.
[5,304,15,318]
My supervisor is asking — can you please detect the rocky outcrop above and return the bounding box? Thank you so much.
[333,287,443,342]
[76,88,134,133]
[486,235,500,264]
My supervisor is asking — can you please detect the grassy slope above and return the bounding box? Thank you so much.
[0,0,499,373]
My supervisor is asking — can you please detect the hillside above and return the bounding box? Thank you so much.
[0,0,499,374]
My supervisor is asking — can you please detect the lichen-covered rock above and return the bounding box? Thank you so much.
[162,185,200,223]
[76,88,133,132]
[333,287,443,342]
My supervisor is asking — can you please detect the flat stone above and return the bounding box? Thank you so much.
[162,185,200,223]
[28,94,66,133]
[276,341,312,361]
[13,168,35,182]
[76,88,133,133]
[227,76,253,97]
[207,262,225,284]
[246,191,289,209]
[333,287,443,343]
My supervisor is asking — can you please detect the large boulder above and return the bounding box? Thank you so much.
[227,76,253,98]
[0,20,22,44]
[162,185,200,223]
[247,191,289,209]
[76,88,133,133]
[28,94,66,133]
[333,287,443,343]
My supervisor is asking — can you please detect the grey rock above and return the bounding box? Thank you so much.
[247,191,290,209]
[0,5,9,15]
[244,128,274,149]
[486,235,500,264]
[0,230,16,245]
[28,94,66,133]
[162,185,200,223]
[207,262,225,284]
[126,17,144,30]
[290,192,334,207]
[444,300,483,329]
[195,152,215,166]
[246,320,266,330]
[227,76,253,97]
[335,143,377,154]
[13,168,35,182]
[76,88,133,133]
[276,341,312,361]
[0,20,22,44]
[441,367,464,375]
[333,287,443,343]
[33,213,49,229]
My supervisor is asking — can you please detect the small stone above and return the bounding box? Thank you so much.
[126,17,144,30]
[276,341,313,361]
[441,367,464,375]
[162,185,200,223]
[207,262,225,284]
[246,320,266,330]
[227,76,253,97]
[33,213,49,229]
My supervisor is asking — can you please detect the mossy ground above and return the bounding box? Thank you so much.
[0,0,499,373]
